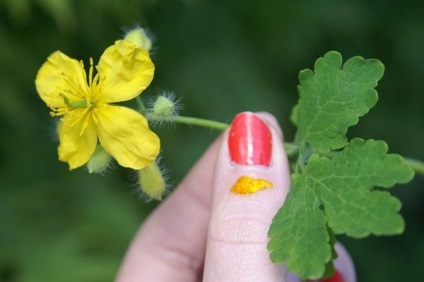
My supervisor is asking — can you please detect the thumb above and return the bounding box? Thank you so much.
[203,112,291,281]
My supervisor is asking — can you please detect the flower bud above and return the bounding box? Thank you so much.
[87,144,112,174]
[124,27,152,52]
[137,161,166,200]
[153,95,175,118]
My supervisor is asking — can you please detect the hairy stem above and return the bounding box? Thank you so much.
[170,115,229,131]
[135,96,146,112]
[171,115,299,157]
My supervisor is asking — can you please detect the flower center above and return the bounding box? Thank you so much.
[50,57,98,118]
[49,94,92,117]
[61,94,89,108]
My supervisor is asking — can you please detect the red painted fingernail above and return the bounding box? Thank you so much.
[228,112,272,166]
[320,269,344,282]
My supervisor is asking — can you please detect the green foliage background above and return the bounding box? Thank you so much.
[0,0,423,281]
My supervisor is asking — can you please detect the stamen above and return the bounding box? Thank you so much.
[92,73,100,86]
[89,57,94,88]
[90,73,101,101]
[65,107,91,133]
[61,72,87,99]
[92,108,99,124]
[59,59,90,100]
[79,110,93,136]
[49,106,69,117]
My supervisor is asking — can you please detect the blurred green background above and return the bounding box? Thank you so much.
[1,0,423,281]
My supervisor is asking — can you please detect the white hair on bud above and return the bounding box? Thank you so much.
[120,24,157,55]
[146,89,184,127]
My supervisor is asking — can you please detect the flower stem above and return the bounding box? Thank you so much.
[404,157,424,177]
[284,142,299,157]
[136,96,146,112]
[171,115,229,131]
[171,114,299,158]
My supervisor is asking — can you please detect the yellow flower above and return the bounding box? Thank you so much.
[35,40,160,170]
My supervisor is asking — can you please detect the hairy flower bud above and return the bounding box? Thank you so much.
[124,27,153,52]
[153,95,175,118]
[137,161,166,200]
[87,145,112,174]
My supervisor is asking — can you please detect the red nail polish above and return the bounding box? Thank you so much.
[320,270,344,282]
[228,112,272,166]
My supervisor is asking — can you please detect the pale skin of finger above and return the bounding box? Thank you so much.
[116,137,222,282]
[203,113,291,281]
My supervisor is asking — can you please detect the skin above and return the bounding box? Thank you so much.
[116,112,356,282]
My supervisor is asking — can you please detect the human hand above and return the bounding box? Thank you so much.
[116,112,356,282]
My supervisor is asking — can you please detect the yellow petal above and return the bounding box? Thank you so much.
[95,104,160,170]
[58,109,98,169]
[35,51,89,108]
[95,40,154,103]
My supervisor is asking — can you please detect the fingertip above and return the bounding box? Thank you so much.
[255,111,283,138]
[204,111,290,281]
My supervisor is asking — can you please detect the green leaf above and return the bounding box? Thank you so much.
[268,139,414,279]
[321,227,337,279]
[314,139,414,236]
[268,174,331,279]
[293,51,385,153]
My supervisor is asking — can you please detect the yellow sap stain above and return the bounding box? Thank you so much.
[230,176,273,195]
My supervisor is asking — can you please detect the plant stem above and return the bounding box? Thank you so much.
[135,96,146,112]
[404,157,424,177]
[172,115,299,158]
[171,115,229,131]
[167,114,300,157]
[284,142,299,157]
